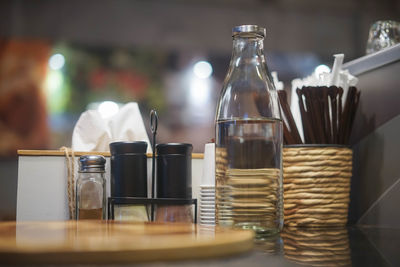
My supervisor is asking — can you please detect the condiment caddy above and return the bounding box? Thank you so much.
[16,150,203,221]
[107,110,197,223]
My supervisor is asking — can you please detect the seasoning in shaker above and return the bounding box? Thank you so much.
[110,141,149,222]
[76,155,107,220]
[155,143,193,223]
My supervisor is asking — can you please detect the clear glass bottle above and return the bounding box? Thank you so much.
[76,155,107,220]
[215,25,283,235]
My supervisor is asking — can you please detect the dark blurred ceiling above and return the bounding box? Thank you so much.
[0,0,399,60]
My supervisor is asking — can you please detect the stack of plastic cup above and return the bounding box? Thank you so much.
[199,143,215,226]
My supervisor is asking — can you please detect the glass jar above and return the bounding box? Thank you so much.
[76,155,107,220]
[366,20,400,54]
[215,25,283,235]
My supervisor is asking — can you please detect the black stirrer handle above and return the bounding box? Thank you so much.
[150,109,158,221]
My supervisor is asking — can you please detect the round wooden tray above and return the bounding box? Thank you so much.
[0,221,254,264]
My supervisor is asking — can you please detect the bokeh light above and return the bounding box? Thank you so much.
[97,101,119,119]
[193,61,213,79]
[49,53,65,70]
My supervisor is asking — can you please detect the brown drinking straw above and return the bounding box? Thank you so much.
[282,120,296,145]
[317,88,328,143]
[344,88,360,144]
[340,87,355,144]
[338,87,344,143]
[329,87,339,144]
[315,88,327,143]
[307,87,325,143]
[302,88,316,142]
[343,87,354,144]
[322,87,332,143]
[281,85,358,145]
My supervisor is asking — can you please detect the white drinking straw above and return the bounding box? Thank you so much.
[330,54,344,86]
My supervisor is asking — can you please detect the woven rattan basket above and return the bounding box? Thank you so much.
[283,145,352,227]
[281,227,351,265]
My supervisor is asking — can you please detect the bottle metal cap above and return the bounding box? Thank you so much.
[232,25,266,37]
[79,155,106,172]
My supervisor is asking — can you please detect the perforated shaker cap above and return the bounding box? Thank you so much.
[79,155,106,172]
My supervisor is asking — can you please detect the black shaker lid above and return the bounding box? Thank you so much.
[156,143,193,155]
[109,141,147,155]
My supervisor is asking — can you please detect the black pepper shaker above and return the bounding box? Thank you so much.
[109,141,149,221]
[155,143,193,223]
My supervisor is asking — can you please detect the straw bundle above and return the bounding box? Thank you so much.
[278,86,360,145]
[283,146,352,227]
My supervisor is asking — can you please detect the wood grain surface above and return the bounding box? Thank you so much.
[17,150,204,159]
[0,221,253,264]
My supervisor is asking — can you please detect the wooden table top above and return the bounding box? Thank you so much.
[0,221,253,264]
[17,150,204,159]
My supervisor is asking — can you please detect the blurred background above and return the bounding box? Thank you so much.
[0,0,399,220]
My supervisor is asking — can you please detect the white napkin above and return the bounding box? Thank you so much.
[72,102,152,153]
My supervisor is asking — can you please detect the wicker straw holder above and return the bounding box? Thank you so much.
[281,227,351,266]
[283,145,352,227]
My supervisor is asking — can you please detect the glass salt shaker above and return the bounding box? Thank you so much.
[215,25,283,235]
[76,155,107,220]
